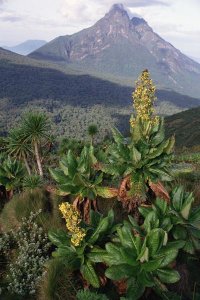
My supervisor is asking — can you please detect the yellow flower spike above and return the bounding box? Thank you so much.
[59,202,86,247]
[131,69,159,129]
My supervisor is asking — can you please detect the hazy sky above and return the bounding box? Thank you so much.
[0,0,200,58]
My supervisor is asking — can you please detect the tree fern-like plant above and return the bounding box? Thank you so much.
[21,112,50,177]
[87,124,98,144]
[7,127,32,175]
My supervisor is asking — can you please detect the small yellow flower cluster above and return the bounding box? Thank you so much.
[59,202,86,247]
[131,69,159,127]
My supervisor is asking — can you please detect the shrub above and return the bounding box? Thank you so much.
[6,210,51,296]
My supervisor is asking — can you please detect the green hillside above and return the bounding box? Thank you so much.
[166,106,200,147]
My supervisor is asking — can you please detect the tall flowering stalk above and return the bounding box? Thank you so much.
[130,69,159,129]
[59,202,86,247]
[101,70,174,211]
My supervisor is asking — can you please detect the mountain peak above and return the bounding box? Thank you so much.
[29,4,200,99]
[109,3,126,12]
[108,3,129,17]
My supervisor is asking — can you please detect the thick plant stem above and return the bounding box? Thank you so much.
[34,142,43,177]
[23,153,31,175]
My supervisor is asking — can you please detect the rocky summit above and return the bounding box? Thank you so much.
[29,3,200,98]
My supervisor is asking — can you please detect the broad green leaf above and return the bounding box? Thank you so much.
[192,236,200,250]
[131,145,141,164]
[49,168,66,184]
[151,118,165,146]
[58,183,79,195]
[120,248,139,266]
[48,229,71,247]
[154,198,168,215]
[117,224,141,255]
[161,240,185,251]
[179,192,193,220]
[154,249,178,268]
[137,270,155,287]
[126,277,145,300]
[66,150,77,177]
[189,207,200,229]
[80,260,100,288]
[105,264,138,280]
[107,209,115,228]
[149,167,172,181]
[128,215,143,235]
[148,140,169,160]
[87,247,108,263]
[190,227,200,239]
[111,127,124,144]
[142,258,163,272]
[138,246,149,263]
[181,202,192,220]
[100,163,122,176]
[156,268,180,284]
[171,186,184,211]
[94,173,103,185]
[118,143,130,161]
[143,211,159,232]
[104,243,131,265]
[172,226,187,240]
[147,228,165,256]
[183,239,195,254]
[164,136,175,154]
[88,215,110,244]
[138,206,152,218]
[88,144,97,165]
[78,146,90,174]
[161,217,173,232]
[90,210,102,227]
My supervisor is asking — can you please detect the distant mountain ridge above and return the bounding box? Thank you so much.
[3,40,47,55]
[29,3,200,98]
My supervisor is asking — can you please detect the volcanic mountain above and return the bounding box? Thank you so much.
[29,4,200,98]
